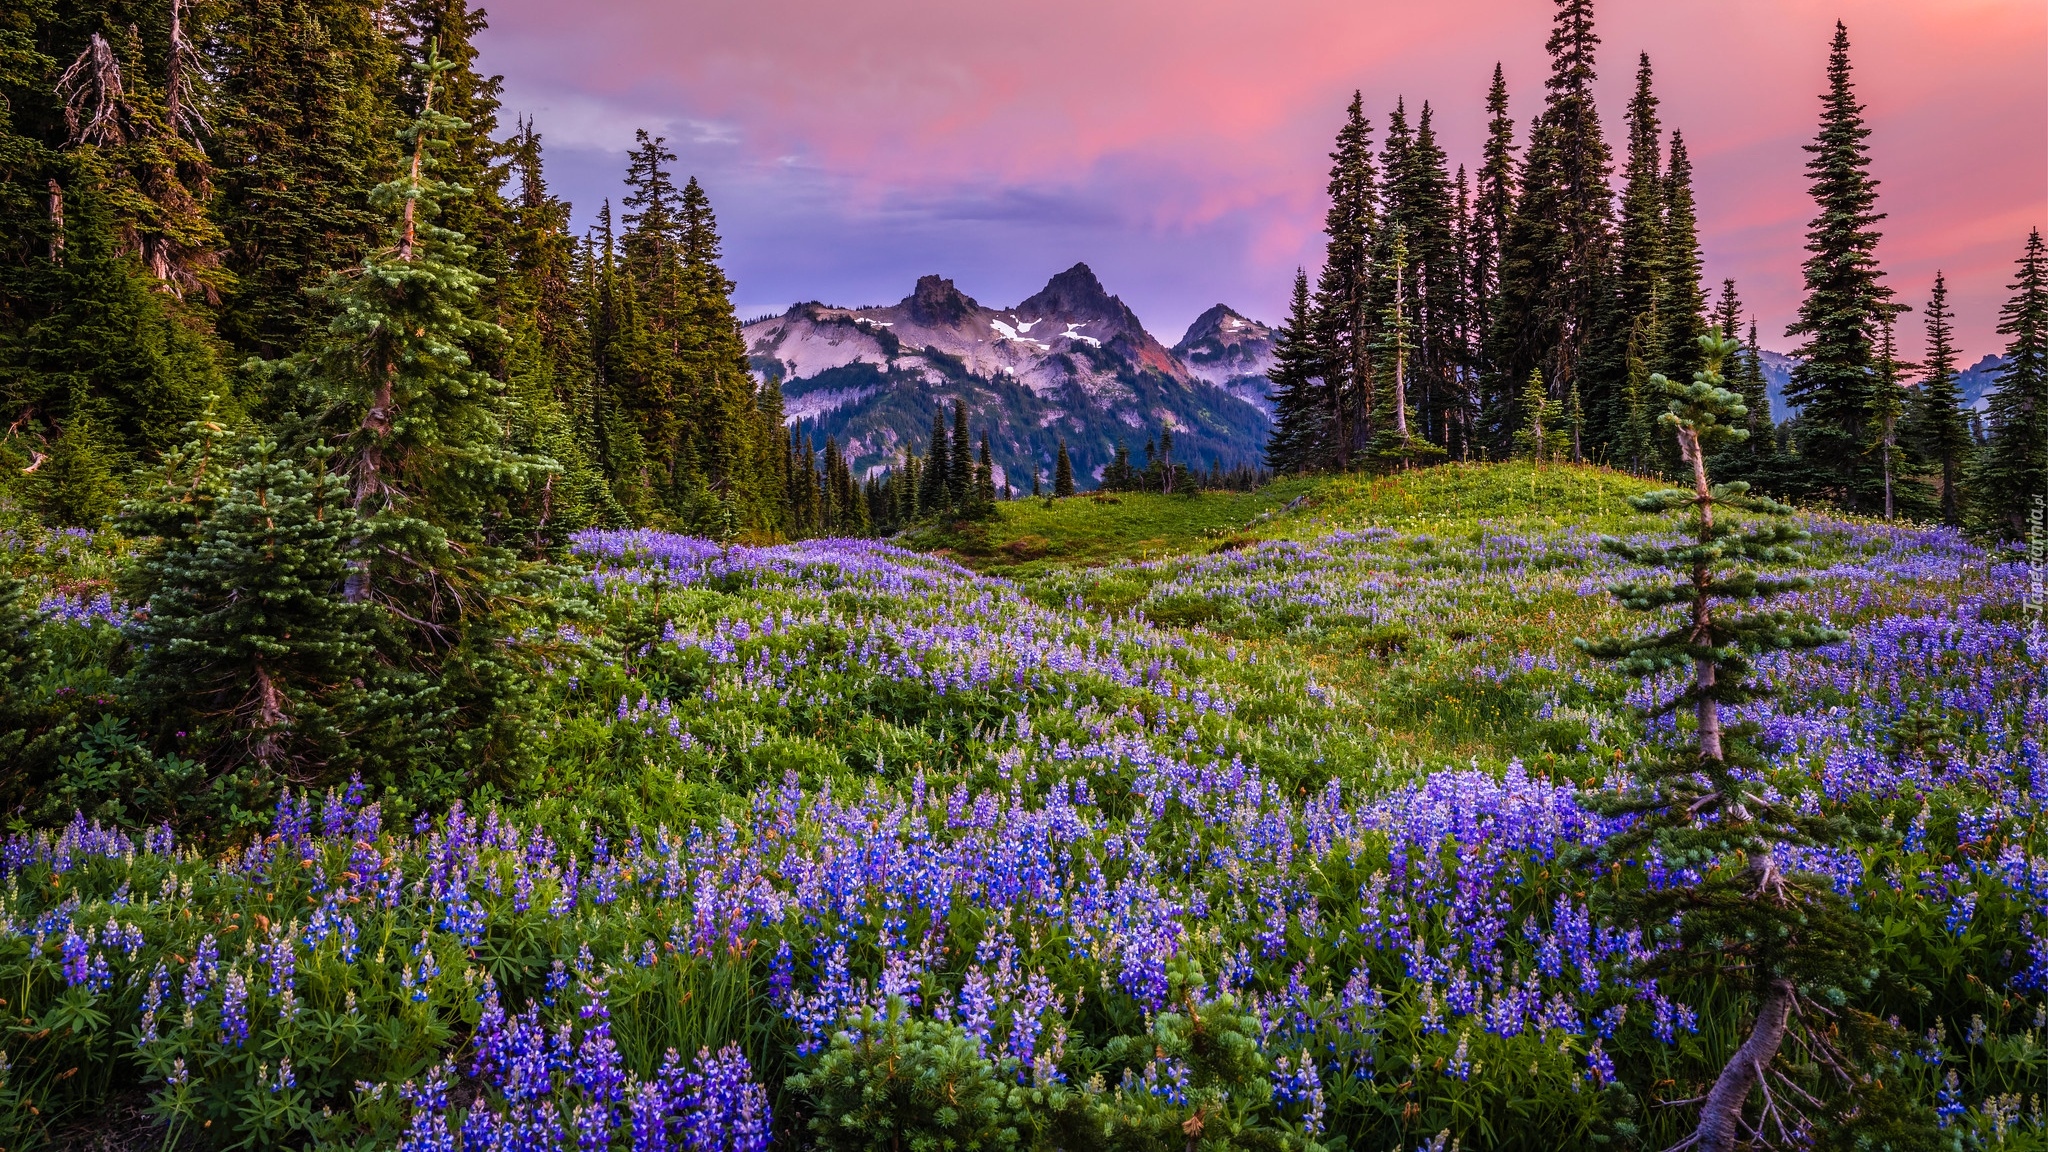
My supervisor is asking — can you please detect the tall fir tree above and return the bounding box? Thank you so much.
[1783,22,1895,512]
[918,408,949,515]
[1265,269,1326,473]
[1578,335,1866,1152]
[1601,51,1666,455]
[1658,129,1709,386]
[1470,63,1518,450]
[947,399,972,510]
[122,421,374,812]
[212,0,391,361]
[1311,92,1378,468]
[1969,229,2048,542]
[1489,0,1615,460]
[1052,439,1075,498]
[259,46,562,791]
[1908,272,1971,526]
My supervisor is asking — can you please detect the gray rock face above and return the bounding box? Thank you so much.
[744,267,1271,489]
[1173,304,1277,416]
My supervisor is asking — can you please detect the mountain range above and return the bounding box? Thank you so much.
[743,264,1274,488]
[1758,350,2008,421]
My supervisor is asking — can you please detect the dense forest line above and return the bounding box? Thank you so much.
[0,0,831,541]
[1262,8,2046,544]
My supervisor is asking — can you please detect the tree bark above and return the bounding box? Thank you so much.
[1680,425,1724,761]
[46,180,64,263]
[1695,978,1794,1152]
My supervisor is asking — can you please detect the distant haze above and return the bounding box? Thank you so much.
[478,0,2046,365]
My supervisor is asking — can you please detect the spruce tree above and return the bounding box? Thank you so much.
[1470,64,1517,442]
[1368,229,1445,471]
[974,431,996,511]
[1970,229,2048,542]
[1490,0,1615,458]
[1658,129,1709,385]
[1311,92,1379,467]
[1386,101,1459,453]
[1909,272,1971,525]
[1707,281,1772,479]
[948,400,971,510]
[1512,369,1567,463]
[212,0,389,360]
[1614,316,1656,476]
[1784,22,1894,512]
[1265,269,1326,473]
[122,420,372,792]
[1577,335,1860,1152]
[259,46,559,790]
[918,409,949,516]
[1052,440,1075,498]
[1867,306,1917,520]
[1603,51,1666,452]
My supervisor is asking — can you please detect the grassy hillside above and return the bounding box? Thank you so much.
[2,463,2040,1151]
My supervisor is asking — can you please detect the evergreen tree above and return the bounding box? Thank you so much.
[1,171,219,523]
[1264,269,1326,473]
[1970,229,2048,542]
[1867,306,1917,520]
[500,120,616,542]
[389,0,509,324]
[1577,335,1861,1152]
[259,46,561,792]
[1470,64,1517,442]
[1602,51,1666,453]
[1388,101,1459,453]
[1784,22,1895,512]
[974,431,996,511]
[1658,129,1709,385]
[1909,272,1971,525]
[918,409,949,515]
[1368,228,1445,470]
[1311,92,1379,467]
[1490,0,1615,459]
[948,399,971,510]
[1614,315,1657,475]
[212,0,390,360]
[1052,439,1075,497]
[122,420,373,792]
[1512,369,1567,463]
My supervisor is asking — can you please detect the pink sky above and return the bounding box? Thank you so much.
[479,0,2046,361]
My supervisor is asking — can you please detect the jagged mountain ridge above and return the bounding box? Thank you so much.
[1173,304,1278,416]
[1759,351,2009,421]
[744,265,1276,488]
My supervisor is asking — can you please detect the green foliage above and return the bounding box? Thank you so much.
[1907,272,1972,526]
[1053,440,1075,498]
[1969,228,2048,542]
[256,46,572,794]
[1783,22,1895,514]
[1578,335,1868,1147]
[791,1001,1034,1151]
[1512,370,1568,463]
[120,416,376,816]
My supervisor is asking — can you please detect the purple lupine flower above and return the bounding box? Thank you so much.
[399,1064,456,1152]
[59,928,90,988]
[220,968,249,1047]
[678,1044,771,1152]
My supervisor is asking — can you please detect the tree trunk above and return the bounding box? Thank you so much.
[1695,978,1794,1152]
[1680,425,1724,761]
[47,180,64,263]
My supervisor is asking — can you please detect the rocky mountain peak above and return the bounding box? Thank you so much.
[906,274,978,326]
[1017,263,1129,325]
[1176,304,1271,352]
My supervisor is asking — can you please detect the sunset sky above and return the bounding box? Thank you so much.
[477,0,2046,362]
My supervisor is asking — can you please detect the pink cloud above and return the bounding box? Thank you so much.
[481,0,2045,356]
